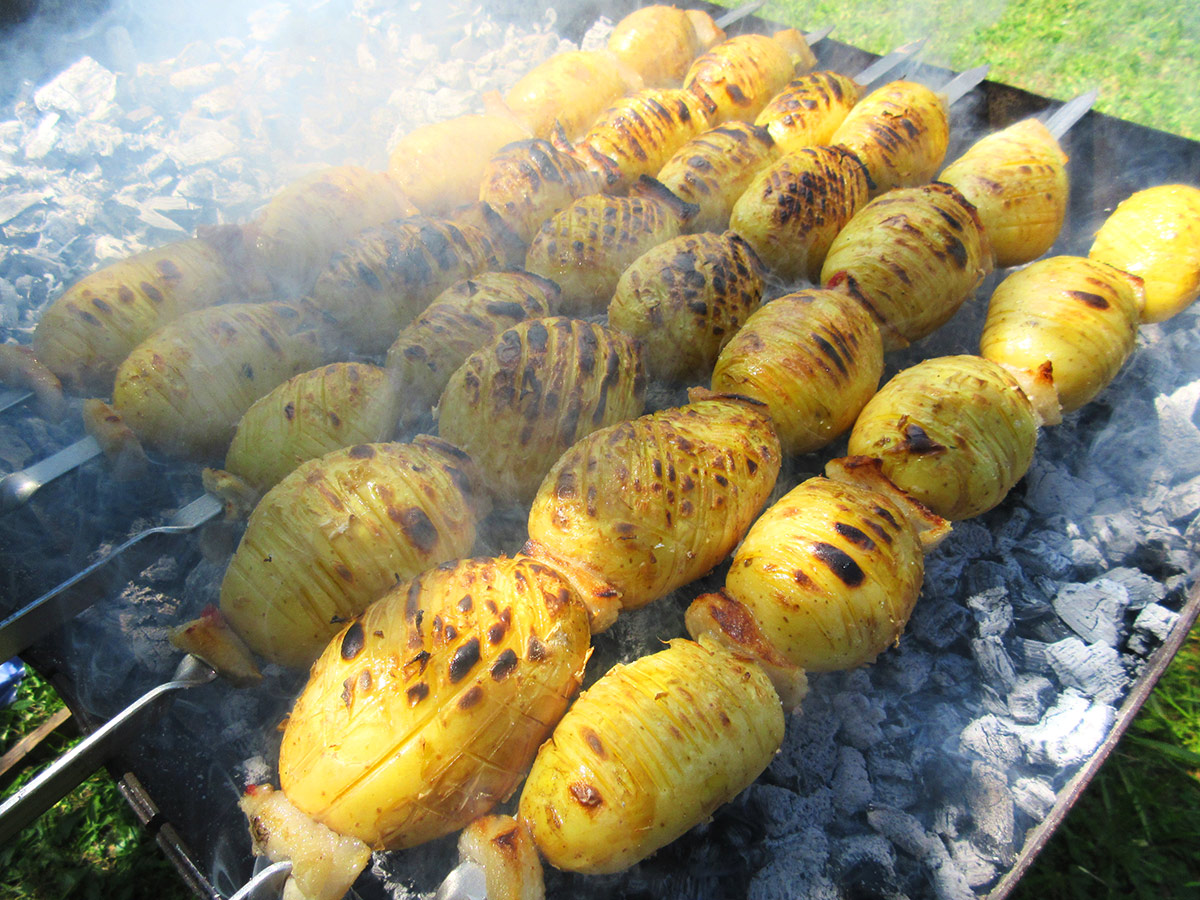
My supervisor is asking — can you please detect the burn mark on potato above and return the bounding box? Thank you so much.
[449,637,481,682]
[901,422,946,454]
[492,828,520,855]
[485,300,530,319]
[283,401,296,421]
[490,648,518,681]
[396,507,439,554]
[404,649,431,679]
[812,541,865,587]
[582,727,606,758]
[356,262,383,291]
[341,677,354,707]
[141,282,165,304]
[569,782,604,808]
[458,685,484,710]
[340,621,365,660]
[835,521,877,552]
[407,682,430,706]
[488,620,508,644]
[1067,289,1110,309]
[348,444,375,459]
[458,594,473,613]
[358,669,372,692]
[528,635,547,662]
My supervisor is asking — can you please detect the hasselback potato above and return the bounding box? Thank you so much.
[1088,183,1200,323]
[304,216,504,356]
[684,31,817,125]
[479,139,612,245]
[219,437,487,668]
[821,182,992,348]
[524,179,697,316]
[518,637,783,874]
[499,50,642,141]
[455,815,545,900]
[436,317,646,506]
[111,302,327,461]
[608,231,765,382]
[32,238,238,395]
[754,70,863,154]
[524,391,781,633]
[979,255,1144,413]
[848,355,1039,520]
[385,270,561,429]
[278,554,591,849]
[729,144,872,282]
[224,362,402,494]
[711,288,884,455]
[939,118,1069,268]
[830,80,949,196]
[656,121,780,232]
[606,4,724,87]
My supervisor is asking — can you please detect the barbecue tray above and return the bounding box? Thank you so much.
[1,1,1198,898]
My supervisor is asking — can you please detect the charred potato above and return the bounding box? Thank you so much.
[608,231,765,382]
[456,815,546,900]
[219,437,487,668]
[436,317,646,506]
[684,31,817,125]
[278,555,591,849]
[519,637,783,874]
[754,70,863,154]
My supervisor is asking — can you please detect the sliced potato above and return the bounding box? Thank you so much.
[457,815,545,900]
[754,70,862,154]
[684,31,817,124]
[500,50,642,141]
[607,5,724,88]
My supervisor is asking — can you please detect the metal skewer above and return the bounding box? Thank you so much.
[940,63,990,105]
[855,38,928,88]
[0,387,32,415]
[228,861,294,900]
[0,435,103,515]
[1044,88,1100,139]
[714,0,767,28]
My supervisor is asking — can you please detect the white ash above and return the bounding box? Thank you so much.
[1128,603,1181,655]
[1052,578,1131,646]
[1011,777,1058,821]
[1006,674,1055,724]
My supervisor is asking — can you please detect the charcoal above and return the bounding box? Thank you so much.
[749,830,837,900]
[1006,674,1056,723]
[963,762,1014,864]
[876,643,935,695]
[1154,380,1200,483]
[33,56,118,119]
[0,189,51,225]
[965,586,1012,637]
[971,636,1018,692]
[1128,603,1181,654]
[1012,529,1076,580]
[866,806,975,900]
[1018,690,1115,768]
[832,834,898,895]
[1011,776,1057,821]
[1024,457,1097,519]
[1052,578,1130,646]
[868,753,919,809]
[910,595,974,649]
[962,558,1019,597]
[832,745,873,816]
[1046,638,1129,703]
[929,655,976,695]
[959,715,1022,770]
[22,112,61,160]
[990,505,1032,555]
[1162,473,1200,525]
[834,691,887,750]
[939,519,994,559]
[949,839,999,889]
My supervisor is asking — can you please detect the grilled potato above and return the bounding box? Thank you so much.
[278,554,591,849]
[32,238,237,395]
[729,144,872,283]
[848,355,1038,520]
[939,118,1069,268]
[567,87,717,192]
[111,302,327,461]
[607,5,724,87]
[754,71,863,154]
[456,815,545,900]
[387,114,531,216]
[608,231,764,382]
[242,165,418,297]
[684,31,817,125]
[687,473,929,674]
[224,362,403,494]
[385,271,561,429]
[519,637,783,875]
[479,140,612,245]
[822,182,992,348]
[524,179,697,316]
[499,50,642,141]
[711,289,884,455]
[219,437,487,668]
[1088,183,1200,323]
[831,81,949,196]
[524,391,781,632]
[304,217,504,356]
[436,317,646,506]
[656,121,780,232]
[979,255,1144,413]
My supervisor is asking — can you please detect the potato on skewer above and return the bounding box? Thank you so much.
[755,70,863,154]
[684,30,818,125]
[1088,183,1200,323]
[436,317,646,507]
[278,554,591,849]
[608,230,765,382]
[518,637,783,875]
[606,4,725,88]
[711,288,884,455]
[219,436,487,668]
[524,391,781,633]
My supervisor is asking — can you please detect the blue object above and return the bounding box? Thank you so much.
[0,658,25,707]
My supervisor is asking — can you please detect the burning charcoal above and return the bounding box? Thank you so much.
[868,753,919,809]
[1129,603,1181,656]
[930,656,976,696]
[877,644,936,695]
[1012,528,1076,580]
[963,762,1014,864]
[747,783,834,841]
[1052,578,1130,646]
[23,113,61,160]
[910,595,974,649]
[991,505,1032,555]
[1046,637,1130,703]
[959,715,1023,770]
[1086,509,1187,568]
[1018,690,1115,768]
[1024,457,1097,519]
[1006,674,1056,723]
[833,834,898,896]
[865,806,976,900]
[0,190,51,225]
[832,746,873,817]
[971,636,1018,692]
[948,839,998,889]
[750,826,834,900]
[1155,381,1200,482]
[1163,473,1200,525]
[1011,776,1057,821]
[834,691,886,750]
[167,130,238,168]
[769,693,841,792]
[34,57,118,119]
[966,586,1013,637]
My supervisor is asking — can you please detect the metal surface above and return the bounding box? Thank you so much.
[0,435,101,514]
[1044,89,1099,140]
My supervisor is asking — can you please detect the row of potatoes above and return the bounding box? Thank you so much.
[7,4,1200,898]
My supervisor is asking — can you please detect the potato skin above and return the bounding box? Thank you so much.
[1088,183,1200,323]
[112,302,326,461]
[503,50,642,141]
[32,238,237,395]
[754,71,863,154]
[437,317,646,506]
[979,255,1144,412]
[219,437,486,668]
[524,393,781,632]
[608,231,765,382]
[684,31,816,125]
[279,555,591,850]
[695,475,925,671]
[607,5,723,88]
[712,289,883,455]
[848,355,1038,520]
[518,637,783,874]
[224,362,402,493]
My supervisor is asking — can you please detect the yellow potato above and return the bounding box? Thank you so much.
[456,815,545,900]
[754,70,863,154]
[501,50,642,141]
[607,5,724,87]
[112,302,327,461]
[711,288,883,455]
[684,31,817,124]
[219,437,487,668]
[608,231,765,382]
[519,637,782,874]
[278,555,591,849]
[1088,183,1200,322]
[436,317,646,506]
[848,355,1039,520]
